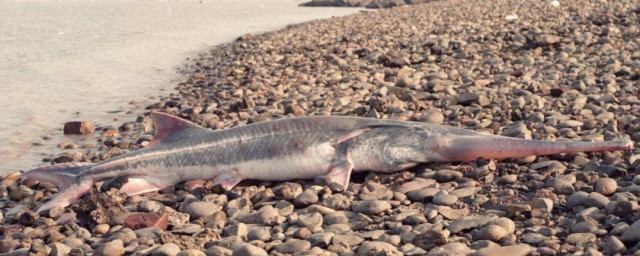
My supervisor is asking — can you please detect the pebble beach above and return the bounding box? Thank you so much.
[2,0,640,255]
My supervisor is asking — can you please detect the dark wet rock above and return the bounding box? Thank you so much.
[63,121,96,135]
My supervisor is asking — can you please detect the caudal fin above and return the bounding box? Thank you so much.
[23,162,94,213]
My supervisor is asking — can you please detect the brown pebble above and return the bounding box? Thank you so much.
[63,121,95,135]
[124,212,168,230]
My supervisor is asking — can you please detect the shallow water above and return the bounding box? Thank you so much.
[0,0,361,175]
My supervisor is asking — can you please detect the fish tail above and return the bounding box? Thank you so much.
[24,162,95,213]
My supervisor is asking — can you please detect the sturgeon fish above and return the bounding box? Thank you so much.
[25,112,633,213]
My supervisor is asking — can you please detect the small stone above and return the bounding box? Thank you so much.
[247,227,271,242]
[352,200,391,215]
[505,203,531,216]
[559,120,583,128]
[177,250,206,256]
[184,180,205,194]
[433,190,458,206]
[529,198,554,217]
[571,221,598,233]
[333,234,365,247]
[48,242,71,256]
[273,182,303,200]
[297,212,323,229]
[172,223,204,235]
[606,200,637,217]
[448,215,498,233]
[434,170,462,182]
[566,233,597,245]
[535,34,561,46]
[585,192,610,209]
[566,191,589,208]
[420,110,444,124]
[294,190,319,207]
[306,232,334,247]
[437,206,470,220]
[285,104,305,117]
[357,241,400,256]
[398,178,436,193]
[95,240,125,256]
[498,174,518,184]
[224,223,248,239]
[102,128,119,138]
[124,212,168,230]
[604,236,627,255]
[153,243,181,256]
[185,201,221,220]
[232,243,267,256]
[273,239,311,254]
[475,225,509,242]
[493,218,515,234]
[93,224,110,235]
[457,92,480,106]
[595,178,617,196]
[413,230,448,251]
[9,185,34,201]
[450,187,478,198]
[620,219,640,243]
[207,246,233,256]
[406,187,439,202]
[550,87,567,97]
[1,172,21,186]
[428,242,474,255]
[63,121,95,135]
[474,244,532,256]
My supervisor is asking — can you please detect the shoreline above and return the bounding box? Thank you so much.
[0,0,362,174]
[2,0,640,255]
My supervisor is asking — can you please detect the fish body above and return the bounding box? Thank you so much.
[25,112,633,213]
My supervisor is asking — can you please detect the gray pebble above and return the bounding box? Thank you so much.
[247,227,271,242]
[184,201,221,220]
[232,243,267,256]
[595,178,617,196]
[153,243,181,256]
[432,190,458,206]
[352,200,391,215]
[475,224,509,242]
[177,250,206,256]
[604,236,627,255]
[356,241,400,256]
[273,239,311,254]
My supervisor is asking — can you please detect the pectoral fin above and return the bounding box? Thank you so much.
[212,170,244,190]
[119,178,168,195]
[325,160,354,190]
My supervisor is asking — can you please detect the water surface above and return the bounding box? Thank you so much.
[0,0,361,174]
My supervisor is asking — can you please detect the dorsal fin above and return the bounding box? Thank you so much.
[149,112,205,147]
